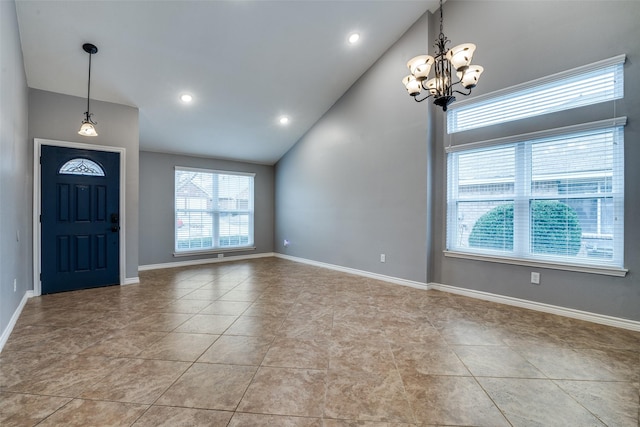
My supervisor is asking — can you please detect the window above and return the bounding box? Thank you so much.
[447,55,625,134]
[175,167,254,253]
[59,158,105,176]
[446,121,625,270]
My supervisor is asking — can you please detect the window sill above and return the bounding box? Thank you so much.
[174,246,256,258]
[443,250,627,277]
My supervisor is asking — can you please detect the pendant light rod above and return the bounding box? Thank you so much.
[83,43,97,120]
[86,46,93,117]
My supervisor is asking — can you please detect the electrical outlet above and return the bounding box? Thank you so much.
[14,278,17,292]
[380,254,386,263]
[530,272,540,285]
[283,239,290,247]
[217,253,224,259]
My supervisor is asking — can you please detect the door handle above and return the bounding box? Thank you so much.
[111,226,120,232]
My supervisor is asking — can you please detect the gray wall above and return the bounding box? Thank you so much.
[274,13,431,283]
[28,89,140,280]
[275,1,639,321]
[430,1,640,321]
[1,0,31,339]
[139,151,275,266]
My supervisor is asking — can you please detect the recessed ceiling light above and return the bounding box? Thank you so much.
[348,33,360,44]
[279,116,290,125]
[180,94,193,103]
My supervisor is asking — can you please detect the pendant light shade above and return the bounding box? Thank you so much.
[446,43,477,71]
[78,121,98,136]
[78,43,98,136]
[407,55,434,81]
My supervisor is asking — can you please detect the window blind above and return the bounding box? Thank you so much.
[447,55,625,134]
[175,167,255,253]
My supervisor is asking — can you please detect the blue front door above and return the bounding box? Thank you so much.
[41,145,120,294]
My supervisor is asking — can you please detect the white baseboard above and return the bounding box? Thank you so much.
[138,252,637,332]
[138,252,276,272]
[0,290,34,353]
[429,282,640,332]
[274,253,428,290]
[123,277,140,286]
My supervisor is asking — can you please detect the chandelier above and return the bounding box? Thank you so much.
[78,43,99,137]
[402,0,483,111]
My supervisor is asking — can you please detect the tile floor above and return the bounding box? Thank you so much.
[1,258,639,426]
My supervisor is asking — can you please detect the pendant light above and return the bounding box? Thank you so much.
[402,0,483,111]
[78,43,99,136]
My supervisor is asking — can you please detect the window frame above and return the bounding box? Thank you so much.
[445,118,627,277]
[174,166,256,256]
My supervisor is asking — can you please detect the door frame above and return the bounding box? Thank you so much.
[33,138,126,296]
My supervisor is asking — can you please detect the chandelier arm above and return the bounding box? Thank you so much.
[414,93,433,103]
[452,88,473,96]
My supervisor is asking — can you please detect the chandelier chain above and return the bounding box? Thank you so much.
[439,0,444,37]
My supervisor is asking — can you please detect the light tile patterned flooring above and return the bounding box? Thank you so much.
[1,258,639,426]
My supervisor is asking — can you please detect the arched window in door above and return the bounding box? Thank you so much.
[58,158,105,176]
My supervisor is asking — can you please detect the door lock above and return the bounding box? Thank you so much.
[110,213,119,232]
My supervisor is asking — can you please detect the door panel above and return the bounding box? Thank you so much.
[41,145,120,294]
[75,185,91,221]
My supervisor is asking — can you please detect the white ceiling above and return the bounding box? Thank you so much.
[16,0,438,165]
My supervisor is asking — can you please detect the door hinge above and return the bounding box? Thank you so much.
[39,214,42,223]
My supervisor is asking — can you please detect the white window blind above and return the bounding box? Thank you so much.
[447,55,625,134]
[447,121,625,269]
[175,167,254,253]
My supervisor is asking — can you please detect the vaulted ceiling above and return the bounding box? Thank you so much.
[16,1,439,164]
